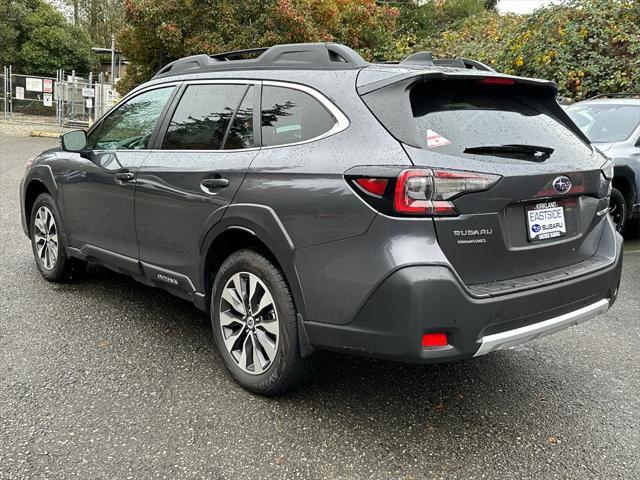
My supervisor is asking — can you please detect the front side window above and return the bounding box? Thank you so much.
[91,87,174,151]
[261,86,336,147]
[162,84,251,150]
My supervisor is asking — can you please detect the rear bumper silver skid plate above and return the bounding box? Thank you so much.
[474,298,610,356]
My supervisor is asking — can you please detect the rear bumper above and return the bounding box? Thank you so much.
[304,233,623,363]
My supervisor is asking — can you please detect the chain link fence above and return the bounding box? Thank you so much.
[1,69,5,113]
[2,66,120,127]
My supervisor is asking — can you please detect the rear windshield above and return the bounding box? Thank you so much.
[409,80,589,155]
[566,104,640,143]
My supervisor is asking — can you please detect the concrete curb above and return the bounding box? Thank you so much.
[30,131,61,138]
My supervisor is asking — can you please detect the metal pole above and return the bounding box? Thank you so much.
[58,69,62,126]
[8,65,12,120]
[3,66,7,120]
[111,34,116,83]
[60,69,65,126]
[88,72,93,124]
[71,70,76,121]
[97,73,103,119]
[55,69,58,125]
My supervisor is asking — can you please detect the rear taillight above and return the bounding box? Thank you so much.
[394,168,500,216]
[347,167,501,217]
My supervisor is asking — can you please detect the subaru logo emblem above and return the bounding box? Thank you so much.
[553,176,572,194]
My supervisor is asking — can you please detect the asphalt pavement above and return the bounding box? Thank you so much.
[1,135,639,479]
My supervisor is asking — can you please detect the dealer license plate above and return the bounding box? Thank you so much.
[526,201,567,241]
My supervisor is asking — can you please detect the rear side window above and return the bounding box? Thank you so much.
[409,80,589,155]
[261,86,336,147]
[162,84,251,150]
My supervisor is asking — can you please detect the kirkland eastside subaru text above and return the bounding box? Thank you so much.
[20,43,623,395]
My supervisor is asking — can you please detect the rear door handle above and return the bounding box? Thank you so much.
[200,178,229,191]
[114,172,135,183]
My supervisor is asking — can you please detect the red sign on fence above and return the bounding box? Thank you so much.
[43,79,53,94]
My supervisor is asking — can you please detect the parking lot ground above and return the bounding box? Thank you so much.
[1,135,639,479]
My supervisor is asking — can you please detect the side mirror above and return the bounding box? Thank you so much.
[61,130,88,152]
[635,136,640,147]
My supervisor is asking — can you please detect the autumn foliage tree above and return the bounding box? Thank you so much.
[117,0,407,93]
[421,0,640,99]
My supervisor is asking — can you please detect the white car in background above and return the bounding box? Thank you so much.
[566,95,640,233]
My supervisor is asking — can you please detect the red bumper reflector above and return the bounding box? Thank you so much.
[422,333,448,348]
[356,178,388,196]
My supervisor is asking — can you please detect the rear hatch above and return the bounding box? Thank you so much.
[359,70,612,286]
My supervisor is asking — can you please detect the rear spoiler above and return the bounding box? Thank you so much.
[357,70,557,96]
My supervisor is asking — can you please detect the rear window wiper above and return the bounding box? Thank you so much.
[463,144,554,162]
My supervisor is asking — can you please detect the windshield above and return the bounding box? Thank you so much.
[566,104,640,143]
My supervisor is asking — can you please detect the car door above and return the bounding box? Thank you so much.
[60,85,177,267]
[134,81,259,286]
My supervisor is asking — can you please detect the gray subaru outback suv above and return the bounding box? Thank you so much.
[20,43,623,395]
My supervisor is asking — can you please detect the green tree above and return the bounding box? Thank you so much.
[0,0,32,67]
[0,0,94,75]
[399,0,494,40]
[422,0,640,99]
[117,0,408,93]
[59,0,126,47]
[505,0,640,98]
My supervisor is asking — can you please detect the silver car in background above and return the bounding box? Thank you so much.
[566,95,640,233]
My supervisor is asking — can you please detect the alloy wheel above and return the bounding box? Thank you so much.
[218,272,280,375]
[33,206,58,270]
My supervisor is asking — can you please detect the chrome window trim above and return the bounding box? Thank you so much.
[182,79,261,86]
[143,147,261,154]
[260,80,350,149]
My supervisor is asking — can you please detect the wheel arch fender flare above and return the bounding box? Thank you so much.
[22,166,62,235]
[199,203,307,317]
[24,165,59,201]
[613,165,637,205]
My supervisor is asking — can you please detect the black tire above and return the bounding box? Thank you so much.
[29,193,86,282]
[609,187,628,233]
[210,249,316,396]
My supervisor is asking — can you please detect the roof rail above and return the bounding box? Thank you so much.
[396,51,495,72]
[153,42,368,78]
[588,93,640,100]
[210,47,270,61]
[401,52,433,66]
